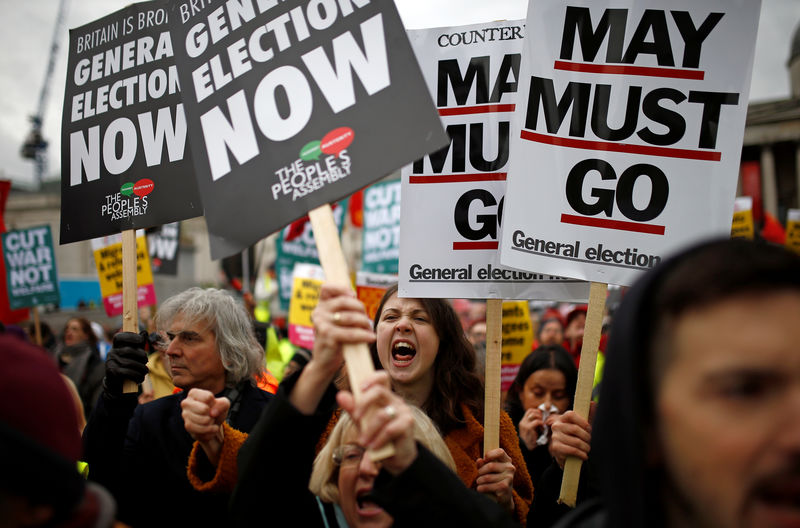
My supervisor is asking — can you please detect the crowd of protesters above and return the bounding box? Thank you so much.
[1,237,799,527]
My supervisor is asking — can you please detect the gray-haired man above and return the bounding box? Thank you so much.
[83,287,273,527]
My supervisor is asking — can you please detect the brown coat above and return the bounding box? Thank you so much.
[443,404,533,526]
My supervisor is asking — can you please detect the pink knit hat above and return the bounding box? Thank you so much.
[0,334,85,517]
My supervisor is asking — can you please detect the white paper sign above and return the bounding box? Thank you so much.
[400,21,590,301]
[499,0,761,286]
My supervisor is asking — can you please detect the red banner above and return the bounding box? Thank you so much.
[740,161,763,223]
[0,181,31,324]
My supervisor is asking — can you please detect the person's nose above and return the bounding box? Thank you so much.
[395,315,412,333]
[165,337,180,357]
[358,451,381,478]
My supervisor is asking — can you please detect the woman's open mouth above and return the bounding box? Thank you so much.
[391,341,416,367]
[356,490,385,516]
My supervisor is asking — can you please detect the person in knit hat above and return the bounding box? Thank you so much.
[0,335,115,527]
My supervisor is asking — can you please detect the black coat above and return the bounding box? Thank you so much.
[83,382,272,527]
[231,373,520,528]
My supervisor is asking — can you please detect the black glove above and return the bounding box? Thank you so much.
[103,331,149,396]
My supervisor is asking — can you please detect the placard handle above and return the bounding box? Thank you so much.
[122,229,139,394]
[308,204,394,461]
[558,281,607,506]
[483,298,503,454]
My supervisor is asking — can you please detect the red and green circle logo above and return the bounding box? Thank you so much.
[133,179,154,197]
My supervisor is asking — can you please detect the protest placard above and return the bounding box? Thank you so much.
[164,0,449,259]
[288,263,325,349]
[60,4,202,244]
[0,182,31,324]
[2,225,60,309]
[147,222,180,275]
[731,196,754,240]
[356,270,396,319]
[499,0,761,287]
[91,230,156,317]
[500,301,533,392]
[275,203,345,311]
[787,209,800,255]
[400,20,589,301]
[740,161,763,223]
[362,179,400,274]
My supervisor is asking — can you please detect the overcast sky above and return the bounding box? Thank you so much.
[0,0,798,187]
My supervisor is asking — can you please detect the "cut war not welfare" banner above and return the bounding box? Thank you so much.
[2,225,60,309]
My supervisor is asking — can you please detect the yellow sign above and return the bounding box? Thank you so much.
[731,196,754,240]
[356,271,397,320]
[91,232,156,317]
[501,301,534,391]
[288,263,325,349]
[93,235,154,297]
[786,209,800,256]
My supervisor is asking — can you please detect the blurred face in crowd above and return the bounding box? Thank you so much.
[538,320,564,346]
[468,302,486,326]
[452,299,472,330]
[564,312,585,344]
[655,292,800,528]
[63,319,89,346]
[468,321,487,347]
[520,368,570,414]
[164,314,226,394]
[375,294,439,395]
[337,427,392,528]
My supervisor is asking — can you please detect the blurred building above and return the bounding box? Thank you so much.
[740,22,800,226]
[3,180,219,314]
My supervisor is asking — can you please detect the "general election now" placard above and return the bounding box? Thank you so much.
[499,0,761,286]
[61,3,202,244]
[165,0,448,259]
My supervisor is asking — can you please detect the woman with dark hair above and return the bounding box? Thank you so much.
[365,284,532,522]
[505,345,577,487]
[57,317,105,417]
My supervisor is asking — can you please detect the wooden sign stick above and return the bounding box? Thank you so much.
[558,281,607,507]
[32,306,43,346]
[121,229,139,394]
[308,204,394,460]
[483,298,503,454]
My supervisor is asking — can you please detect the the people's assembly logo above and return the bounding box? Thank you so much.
[271,127,354,202]
[101,179,154,220]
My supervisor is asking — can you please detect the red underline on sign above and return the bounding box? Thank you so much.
[453,241,500,250]
[409,173,507,184]
[520,130,722,161]
[438,104,516,116]
[553,60,705,80]
[561,214,666,235]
